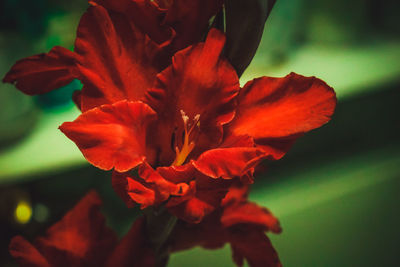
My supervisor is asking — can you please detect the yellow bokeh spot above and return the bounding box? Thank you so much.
[14,201,32,224]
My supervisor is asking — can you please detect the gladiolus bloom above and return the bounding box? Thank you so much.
[59,28,336,223]
[3,2,336,224]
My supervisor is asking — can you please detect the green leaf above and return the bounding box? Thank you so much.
[224,0,276,77]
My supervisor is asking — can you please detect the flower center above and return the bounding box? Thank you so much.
[171,110,200,166]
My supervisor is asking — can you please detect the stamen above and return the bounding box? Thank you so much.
[171,111,201,166]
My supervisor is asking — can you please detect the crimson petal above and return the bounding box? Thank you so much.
[113,163,190,209]
[192,135,265,179]
[75,5,163,111]
[164,0,224,50]
[146,29,240,164]
[3,46,78,95]
[167,172,232,223]
[60,101,156,172]
[227,72,337,159]
[222,202,282,233]
[192,147,266,179]
[140,163,191,197]
[91,0,172,45]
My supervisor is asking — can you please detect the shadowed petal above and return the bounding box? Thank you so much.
[75,5,164,111]
[168,195,217,224]
[221,181,250,206]
[105,217,155,267]
[3,46,78,95]
[163,0,223,50]
[91,0,172,45]
[112,171,137,208]
[222,202,282,233]
[227,73,337,159]
[229,226,281,267]
[36,191,117,266]
[60,101,156,172]
[9,236,50,267]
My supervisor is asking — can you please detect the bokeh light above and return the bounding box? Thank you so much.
[14,200,32,224]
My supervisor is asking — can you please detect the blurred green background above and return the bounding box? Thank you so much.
[0,0,399,266]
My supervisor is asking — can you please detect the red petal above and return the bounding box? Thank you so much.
[192,147,266,179]
[112,171,137,208]
[146,29,240,164]
[3,46,77,95]
[114,163,190,209]
[229,226,281,267]
[221,181,250,206]
[105,217,155,267]
[9,236,50,267]
[91,0,172,45]
[20,191,118,267]
[227,73,337,159]
[126,176,157,209]
[222,202,282,233]
[139,163,190,198]
[156,163,196,184]
[60,101,156,172]
[164,0,224,50]
[168,196,216,224]
[166,180,197,207]
[75,5,163,111]
[167,173,232,223]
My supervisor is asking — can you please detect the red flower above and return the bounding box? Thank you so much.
[168,182,282,267]
[9,191,155,267]
[4,1,337,265]
[3,1,336,224]
[57,28,335,223]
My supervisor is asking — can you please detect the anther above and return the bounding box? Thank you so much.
[180,110,189,125]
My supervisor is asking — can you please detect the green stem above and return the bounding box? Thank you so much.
[144,206,177,267]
